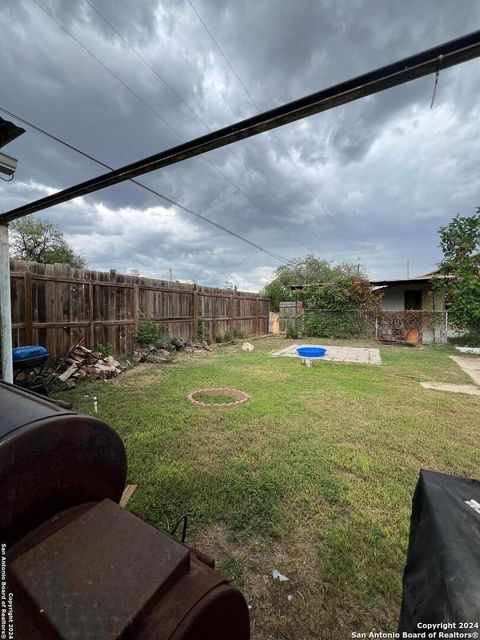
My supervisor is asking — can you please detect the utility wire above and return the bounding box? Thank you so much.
[82,0,330,257]
[0,105,291,265]
[187,0,357,254]
[219,249,262,279]
[32,0,321,258]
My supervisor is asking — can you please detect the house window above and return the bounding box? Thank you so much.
[404,290,422,310]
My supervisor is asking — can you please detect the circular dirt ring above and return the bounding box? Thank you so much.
[187,387,249,409]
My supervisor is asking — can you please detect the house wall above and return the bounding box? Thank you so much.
[378,284,428,311]
[377,284,454,344]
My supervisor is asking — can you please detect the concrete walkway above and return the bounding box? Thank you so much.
[421,382,480,396]
[449,356,480,385]
[272,343,382,365]
[421,356,480,397]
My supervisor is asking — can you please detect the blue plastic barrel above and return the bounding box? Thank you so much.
[296,347,327,358]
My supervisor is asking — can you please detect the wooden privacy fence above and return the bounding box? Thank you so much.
[9,260,270,361]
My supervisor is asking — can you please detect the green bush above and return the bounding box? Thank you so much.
[135,321,159,347]
[215,334,224,343]
[304,311,371,340]
[232,328,244,339]
[94,343,112,358]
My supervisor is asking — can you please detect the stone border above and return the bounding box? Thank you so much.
[187,387,250,409]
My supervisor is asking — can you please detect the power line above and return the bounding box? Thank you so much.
[6,25,478,221]
[0,105,291,265]
[84,0,212,132]
[32,0,320,258]
[81,0,329,257]
[204,251,260,286]
[219,249,262,280]
[186,0,357,253]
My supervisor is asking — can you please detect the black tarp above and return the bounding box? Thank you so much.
[399,469,480,635]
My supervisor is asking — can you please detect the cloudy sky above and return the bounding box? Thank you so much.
[2,0,480,291]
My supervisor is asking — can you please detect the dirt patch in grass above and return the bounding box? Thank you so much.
[191,520,330,640]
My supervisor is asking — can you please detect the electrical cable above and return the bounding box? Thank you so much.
[84,0,332,257]
[0,106,291,265]
[32,0,321,258]
[187,0,357,254]
[83,0,331,255]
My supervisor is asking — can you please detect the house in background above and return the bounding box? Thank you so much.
[370,273,447,312]
[285,272,461,343]
[370,272,457,343]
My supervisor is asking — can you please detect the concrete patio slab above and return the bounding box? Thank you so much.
[421,382,480,396]
[456,347,480,355]
[271,343,382,365]
[449,356,480,386]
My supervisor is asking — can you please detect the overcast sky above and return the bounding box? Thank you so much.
[2,0,480,290]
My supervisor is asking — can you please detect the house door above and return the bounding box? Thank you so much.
[404,290,422,310]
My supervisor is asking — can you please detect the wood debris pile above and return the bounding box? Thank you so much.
[52,345,125,387]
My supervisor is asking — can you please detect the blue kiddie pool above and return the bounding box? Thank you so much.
[296,346,327,358]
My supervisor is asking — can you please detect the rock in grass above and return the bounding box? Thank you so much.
[171,337,185,350]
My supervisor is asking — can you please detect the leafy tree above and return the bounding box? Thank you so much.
[262,254,363,310]
[298,277,378,314]
[436,208,480,336]
[9,217,86,268]
[263,254,380,338]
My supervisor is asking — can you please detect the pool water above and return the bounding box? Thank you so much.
[296,347,327,358]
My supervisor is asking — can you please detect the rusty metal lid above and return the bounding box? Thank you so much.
[10,499,190,640]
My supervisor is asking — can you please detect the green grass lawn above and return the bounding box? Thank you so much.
[55,337,480,640]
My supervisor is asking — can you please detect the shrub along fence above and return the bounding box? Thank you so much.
[280,303,453,344]
[9,259,270,361]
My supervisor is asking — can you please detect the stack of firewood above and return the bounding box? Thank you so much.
[53,345,124,387]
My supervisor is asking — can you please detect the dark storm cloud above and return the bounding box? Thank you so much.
[2,0,480,289]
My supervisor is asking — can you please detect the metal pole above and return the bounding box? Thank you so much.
[2,29,480,223]
[0,223,13,382]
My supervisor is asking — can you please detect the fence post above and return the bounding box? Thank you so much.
[88,281,94,349]
[297,300,304,334]
[229,292,235,333]
[193,286,199,340]
[212,293,217,340]
[255,297,260,335]
[24,270,33,345]
[133,284,140,334]
[374,316,378,340]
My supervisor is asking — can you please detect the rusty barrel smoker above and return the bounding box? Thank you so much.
[0,382,250,639]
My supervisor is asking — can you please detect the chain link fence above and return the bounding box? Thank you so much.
[279,304,458,344]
